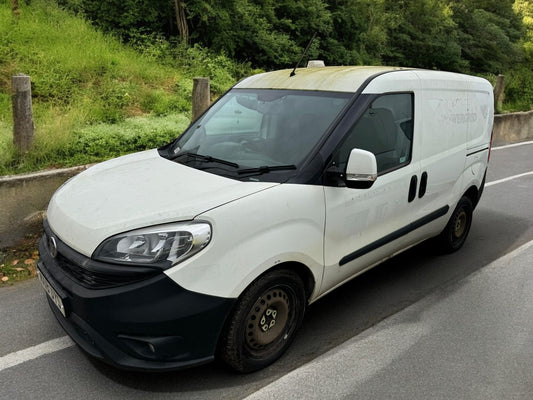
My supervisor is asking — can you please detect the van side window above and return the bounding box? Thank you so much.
[336,93,414,174]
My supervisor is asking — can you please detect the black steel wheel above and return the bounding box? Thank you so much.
[436,196,473,253]
[218,269,306,373]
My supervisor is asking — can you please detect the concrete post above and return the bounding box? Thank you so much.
[12,74,35,152]
[192,77,210,121]
[494,74,505,113]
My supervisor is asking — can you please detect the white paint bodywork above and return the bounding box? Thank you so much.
[165,184,326,299]
[46,67,493,302]
[234,66,402,92]
[46,149,278,256]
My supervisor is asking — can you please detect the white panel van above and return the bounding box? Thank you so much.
[38,66,494,372]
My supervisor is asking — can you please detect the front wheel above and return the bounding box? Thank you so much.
[436,196,473,253]
[218,269,306,373]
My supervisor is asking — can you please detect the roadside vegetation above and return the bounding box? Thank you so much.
[1,0,533,177]
[57,0,533,111]
[0,0,255,175]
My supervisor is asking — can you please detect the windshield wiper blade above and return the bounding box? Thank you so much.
[237,164,297,175]
[171,152,239,168]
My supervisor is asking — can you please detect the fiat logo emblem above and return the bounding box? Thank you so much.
[48,236,58,258]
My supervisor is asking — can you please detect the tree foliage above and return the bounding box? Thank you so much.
[324,0,388,65]
[450,0,524,73]
[514,0,533,58]
[56,0,176,40]
[383,0,464,71]
[57,0,530,76]
[183,0,331,68]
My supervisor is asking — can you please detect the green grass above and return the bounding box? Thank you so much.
[1,114,190,174]
[0,0,255,175]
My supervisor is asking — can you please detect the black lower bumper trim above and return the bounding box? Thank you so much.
[38,236,236,371]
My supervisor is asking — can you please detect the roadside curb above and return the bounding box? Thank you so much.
[0,165,92,249]
[0,165,91,186]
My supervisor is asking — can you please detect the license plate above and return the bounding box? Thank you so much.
[38,269,67,317]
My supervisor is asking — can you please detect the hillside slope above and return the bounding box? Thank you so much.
[0,0,249,175]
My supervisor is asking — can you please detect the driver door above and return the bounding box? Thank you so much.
[321,93,420,294]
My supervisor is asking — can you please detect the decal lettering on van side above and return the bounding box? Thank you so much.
[428,98,478,125]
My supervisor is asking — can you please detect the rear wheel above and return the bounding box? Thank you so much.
[218,269,306,373]
[436,196,473,253]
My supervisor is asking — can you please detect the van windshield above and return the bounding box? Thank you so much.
[164,89,351,180]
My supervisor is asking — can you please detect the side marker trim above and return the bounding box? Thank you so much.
[339,206,449,266]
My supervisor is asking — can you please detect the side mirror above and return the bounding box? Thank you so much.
[345,149,378,189]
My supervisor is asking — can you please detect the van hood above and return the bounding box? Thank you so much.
[47,150,278,257]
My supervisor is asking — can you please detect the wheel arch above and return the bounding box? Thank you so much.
[241,261,316,304]
[463,184,480,209]
[272,261,316,302]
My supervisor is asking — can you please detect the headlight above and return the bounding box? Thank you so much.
[93,222,211,267]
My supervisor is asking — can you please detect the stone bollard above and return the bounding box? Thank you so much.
[12,74,35,152]
[192,77,210,121]
[493,74,505,113]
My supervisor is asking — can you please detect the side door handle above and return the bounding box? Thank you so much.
[408,175,418,202]
[419,172,428,198]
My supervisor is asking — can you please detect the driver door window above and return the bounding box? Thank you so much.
[336,93,413,174]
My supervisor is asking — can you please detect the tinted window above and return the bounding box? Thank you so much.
[334,93,414,174]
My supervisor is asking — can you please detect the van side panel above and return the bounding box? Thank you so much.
[409,72,492,238]
[417,84,467,213]
[467,81,494,152]
[463,83,493,204]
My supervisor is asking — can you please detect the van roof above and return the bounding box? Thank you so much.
[234,66,408,93]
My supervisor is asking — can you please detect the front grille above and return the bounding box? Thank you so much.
[55,253,148,289]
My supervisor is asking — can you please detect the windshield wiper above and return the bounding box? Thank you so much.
[170,152,239,168]
[237,164,297,175]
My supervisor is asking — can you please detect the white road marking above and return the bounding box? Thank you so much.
[492,238,533,264]
[486,171,533,187]
[0,336,73,372]
[488,140,533,187]
[492,140,533,150]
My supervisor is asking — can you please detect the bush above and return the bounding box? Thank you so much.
[502,67,533,112]
[0,115,190,175]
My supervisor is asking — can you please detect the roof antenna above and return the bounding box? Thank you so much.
[290,32,318,77]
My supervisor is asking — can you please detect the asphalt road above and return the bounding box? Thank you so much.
[1,141,532,400]
[246,240,533,400]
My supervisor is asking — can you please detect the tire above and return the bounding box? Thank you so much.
[218,269,306,373]
[436,196,473,253]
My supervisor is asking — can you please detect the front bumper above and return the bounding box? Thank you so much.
[37,225,236,371]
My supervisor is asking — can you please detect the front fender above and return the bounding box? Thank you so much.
[164,184,325,300]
